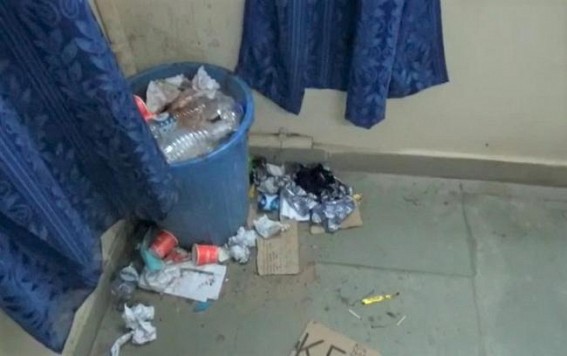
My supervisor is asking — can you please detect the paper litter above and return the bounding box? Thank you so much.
[146,74,189,113]
[110,304,156,356]
[253,215,289,238]
[228,244,251,264]
[138,261,227,302]
[192,66,220,99]
[226,226,258,264]
[228,227,258,247]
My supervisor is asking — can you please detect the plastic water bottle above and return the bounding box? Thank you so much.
[147,113,177,141]
[160,120,237,163]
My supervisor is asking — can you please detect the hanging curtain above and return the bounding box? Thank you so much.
[0,0,177,352]
[236,0,449,128]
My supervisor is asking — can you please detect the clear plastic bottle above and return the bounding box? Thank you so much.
[147,113,178,141]
[160,120,237,163]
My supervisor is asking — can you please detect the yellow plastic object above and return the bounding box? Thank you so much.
[361,292,399,305]
[248,185,256,199]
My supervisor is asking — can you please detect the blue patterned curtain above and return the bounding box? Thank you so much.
[0,0,177,352]
[236,0,449,128]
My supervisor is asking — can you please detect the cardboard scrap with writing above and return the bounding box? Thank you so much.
[291,321,381,356]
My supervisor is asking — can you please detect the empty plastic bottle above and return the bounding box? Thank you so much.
[147,113,178,141]
[160,119,237,163]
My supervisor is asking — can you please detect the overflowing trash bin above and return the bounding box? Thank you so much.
[129,63,254,246]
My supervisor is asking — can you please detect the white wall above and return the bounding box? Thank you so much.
[99,0,567,166]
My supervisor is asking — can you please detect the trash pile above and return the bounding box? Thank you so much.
[252,158,358,232]
[134,67,243,163]
[109,159,362,354]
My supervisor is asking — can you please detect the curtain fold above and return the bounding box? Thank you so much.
[236,0,449,128]
[0,0,177,352]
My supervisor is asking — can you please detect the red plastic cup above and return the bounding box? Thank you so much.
[150,230,178,259]
[192,244,219,266]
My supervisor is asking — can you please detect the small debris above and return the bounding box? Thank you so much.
[348,309,362,320]
[193,300,212,313]
[361,292,400,305]
[396,315,407,326]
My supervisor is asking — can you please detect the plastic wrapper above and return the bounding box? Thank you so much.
[257,193,280,212]
[280,183,318,218]
[311,196,356,232]
[295,164,353,201]
[146,74,189,113]
[253,215,289,238]
[192,66,220,99]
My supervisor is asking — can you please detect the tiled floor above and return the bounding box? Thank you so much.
[89,173,567,356]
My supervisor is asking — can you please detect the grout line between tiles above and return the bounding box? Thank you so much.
[459,184,487,356]
[316,260,473,279]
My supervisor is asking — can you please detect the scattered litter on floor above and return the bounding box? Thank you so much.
[150,230,178,258]
[140,227,165,272]
[361,292,400,305]
[228,243,251,264]
[348,309,362,320]
[311,196,356,232]
[138,261,227,302]
[310,203,363,234]
[251,159,359,233]
[110,304,156,356]
[253,214,289,238]
[192,244,229,265]
[292,321,380,356]
[228,226,258,247]
[227,226,257,264]
[107,156,365,349]
[396,315,407,326]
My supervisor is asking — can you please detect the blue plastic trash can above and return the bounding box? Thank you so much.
[129,62,254,247]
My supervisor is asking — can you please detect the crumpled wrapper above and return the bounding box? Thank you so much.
[280,183,318,219]
[226,227,257,264]
[192,66,220,99]
[228,244,250,264]
[253,215,289,238]
[111,304,156,356]
[311,196,356,232]
[228,227,258,247]
[146,74,189,113]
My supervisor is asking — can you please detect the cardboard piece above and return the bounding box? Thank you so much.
[310,204,363,235]
[291,321,381,356]
[257,220,299,275]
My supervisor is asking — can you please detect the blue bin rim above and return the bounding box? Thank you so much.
[128,62,254,167]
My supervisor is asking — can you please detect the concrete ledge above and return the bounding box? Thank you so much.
[63,220,134,356]
[250,144,567,188]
